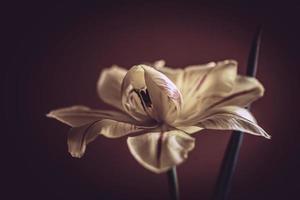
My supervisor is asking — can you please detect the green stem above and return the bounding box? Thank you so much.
[212,26,262,200]
[167,167,180,200]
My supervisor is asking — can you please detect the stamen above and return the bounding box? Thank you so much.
[131,88,154,118]
[139,89,152,107]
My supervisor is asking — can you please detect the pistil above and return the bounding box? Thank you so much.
[139,89,152,108]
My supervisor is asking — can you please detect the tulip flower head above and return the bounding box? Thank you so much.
[47,60,270,173]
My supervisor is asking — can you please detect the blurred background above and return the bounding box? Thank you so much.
[2,1,300,199]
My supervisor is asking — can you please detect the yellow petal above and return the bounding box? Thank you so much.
[46,105,144,127]
[175,126,203,134]
[153,64,185,93]
[154,60,237,119]
[188,106,270,139]
[68,122,98,158]
[180,60,237,118]
[121,65,151,121]
[68,119,148,158]
[121,65,182,124]
[153,60,166,68]
[201,75,264,110]
[127,130,195,173]
[196,60,237,96]
[143,65,183,124]
[154,61,216,98]
[97,65,127,111]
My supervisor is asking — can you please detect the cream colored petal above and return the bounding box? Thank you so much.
[154,60,215,91]
[47,105,143,127]
[155,60,236,98]
[97,65,127,111]
[153,65,184,93]
[201,75,265,110]
[154,61,216,96]
[68,122,98,158]
[121,64,182,124]
[195,60,237,96]
[153,60,166,68]
[180,60,237,118]
[191,106,270,139]
[175,126,203,134]
[155,60,237,120]
[68,119,148,158]
[178,62,217,98]
[127,130,195,173]
[121,65,151,121]
[98,119,151,138]
[143,65,183,124]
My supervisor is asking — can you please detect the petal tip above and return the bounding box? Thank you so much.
[153,60,166,68]
[257,82,265,97]
[264,133,271,139]
[46,111,59,120]
[69,151,83,158]
[223,59,238,66]
[46,112,53,118]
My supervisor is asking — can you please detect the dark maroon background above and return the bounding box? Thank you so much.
[3,1,300,200]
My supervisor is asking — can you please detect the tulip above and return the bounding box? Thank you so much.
[47,60,270,173]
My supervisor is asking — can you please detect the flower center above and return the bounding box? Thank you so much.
[139,89,152,108]
[134,88,152,109]
[130,88,160,121]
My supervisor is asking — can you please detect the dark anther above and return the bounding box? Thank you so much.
[140,89,152,107]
